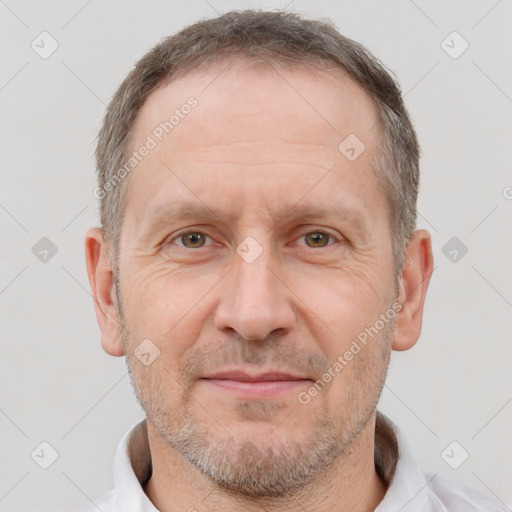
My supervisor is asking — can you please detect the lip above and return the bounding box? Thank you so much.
[203,370,308,382]
[200,370,312,399]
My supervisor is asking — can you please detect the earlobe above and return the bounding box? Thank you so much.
[84,228,125,357]
[392,230,434,352]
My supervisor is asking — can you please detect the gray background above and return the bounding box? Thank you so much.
[1,0,511,510]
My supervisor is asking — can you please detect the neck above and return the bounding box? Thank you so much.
[144,414,387,512]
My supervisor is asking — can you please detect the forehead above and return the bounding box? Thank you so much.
[123,59,384,228]
[131,59,379,154]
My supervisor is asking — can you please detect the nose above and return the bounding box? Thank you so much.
[213,247,296,341]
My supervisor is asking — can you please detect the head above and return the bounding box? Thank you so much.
[86,10,433,498]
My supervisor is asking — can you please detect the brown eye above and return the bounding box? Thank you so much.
[304,232,331,247]
[180,232,207,248]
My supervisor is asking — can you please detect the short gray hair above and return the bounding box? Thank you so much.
[95,9,419,275]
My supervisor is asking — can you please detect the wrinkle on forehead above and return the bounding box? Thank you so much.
[129,59,379,158]
[120,59,386,249]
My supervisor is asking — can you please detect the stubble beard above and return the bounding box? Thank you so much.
[117,288,393,498]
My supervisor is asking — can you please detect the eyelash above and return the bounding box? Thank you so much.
[165,229,341,249]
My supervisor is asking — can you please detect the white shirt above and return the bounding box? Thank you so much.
[76,413,508,511]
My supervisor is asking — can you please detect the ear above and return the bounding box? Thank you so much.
[392,229,434,351]
[84,227,125,357]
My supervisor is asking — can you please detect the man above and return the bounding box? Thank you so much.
[83,9,506,512]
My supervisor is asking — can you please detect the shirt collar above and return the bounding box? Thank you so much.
[111,411,433,511]
[113,419,156,511]
[374,413,433,511]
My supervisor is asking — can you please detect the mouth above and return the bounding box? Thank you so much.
[200,370,313,399]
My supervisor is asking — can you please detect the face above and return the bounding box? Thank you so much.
[115,61,398,496]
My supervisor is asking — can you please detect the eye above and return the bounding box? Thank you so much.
[173,231,212,248]
[165,229,339,251]
[302,231,336,248]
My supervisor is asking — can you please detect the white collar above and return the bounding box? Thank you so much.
[105,412,506,511]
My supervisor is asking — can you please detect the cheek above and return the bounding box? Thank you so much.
[120,263,223,354]
[290,266,393,358]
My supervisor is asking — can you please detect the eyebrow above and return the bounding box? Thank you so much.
[272,203,368,232]
[139,200,369,239]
